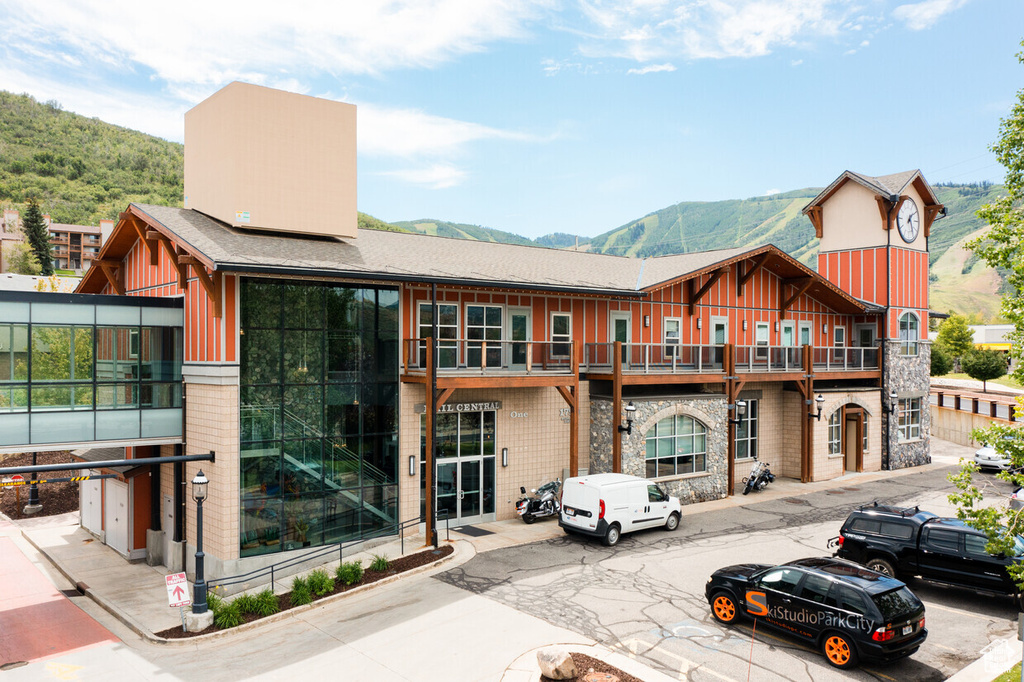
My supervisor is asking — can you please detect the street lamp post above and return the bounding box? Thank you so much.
[191,470,209,615]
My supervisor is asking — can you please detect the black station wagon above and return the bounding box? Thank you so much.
[705,557,927,669]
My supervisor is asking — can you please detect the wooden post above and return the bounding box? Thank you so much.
[613,341,623,473]
[424,339,435,545]
[726,344,736,497]
[570,340,580,477]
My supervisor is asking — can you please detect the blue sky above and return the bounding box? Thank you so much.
[0,0,1021,239]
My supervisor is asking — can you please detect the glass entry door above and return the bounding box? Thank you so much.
[423,410,496,527]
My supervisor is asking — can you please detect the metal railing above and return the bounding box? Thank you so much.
[402,338,574,375]
[734,345,803,372]
[811,346,879,371]
[210,510,450,592]
[931,390,1020,422]
[582,342,723,373]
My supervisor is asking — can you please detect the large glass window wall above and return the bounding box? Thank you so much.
[239,279,400,556]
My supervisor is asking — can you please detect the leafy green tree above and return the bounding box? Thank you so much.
[952,39,1024,592]
[961,349,1007,391]
[22,198,53,276]
[930,344,952,376]
[3,241,41,275]
[935,313,975,371]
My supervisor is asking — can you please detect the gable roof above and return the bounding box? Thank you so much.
[77,203,875,314]
[802,169,942,213]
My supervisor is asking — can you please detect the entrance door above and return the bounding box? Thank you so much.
[104,479,129,555]
[611,311,630,367]
[781,322,795,347]
[509,307,531,370]
[712,317,728,367]
[426,411,496,527]
[844,410,863,472]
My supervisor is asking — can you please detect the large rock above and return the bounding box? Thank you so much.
[537,646,577,679]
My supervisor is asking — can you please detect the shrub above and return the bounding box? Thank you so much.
[336,560,364,586]
[370,554,390,572]
[308,568,334,596]
[253,588,280,617]
[233,593,258,614]
[206,590,224,613]
[931,344,953,376]
[213,600,243,629]
[290,576,312,606]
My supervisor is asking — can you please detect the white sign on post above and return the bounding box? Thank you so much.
[165,572,192,608]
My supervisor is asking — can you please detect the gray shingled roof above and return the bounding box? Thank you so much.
[847,170,920,197]
[133,204,752,296]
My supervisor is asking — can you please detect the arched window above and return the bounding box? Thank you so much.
[645,414,707,477]
[827,411,842,455]
[899,312,919,356]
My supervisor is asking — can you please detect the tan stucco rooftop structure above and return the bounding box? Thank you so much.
[184,82,357,239]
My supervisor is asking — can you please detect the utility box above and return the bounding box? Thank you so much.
[184,81,357,239]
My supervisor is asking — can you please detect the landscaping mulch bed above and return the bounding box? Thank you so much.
[540,652,643,682]
[0,451,79,520]
[155,543,455,639]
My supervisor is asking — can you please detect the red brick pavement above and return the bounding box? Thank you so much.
[0,535,116,667]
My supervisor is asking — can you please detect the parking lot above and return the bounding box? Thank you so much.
[437,464,1019,681]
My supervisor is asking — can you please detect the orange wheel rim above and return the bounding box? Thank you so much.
[713,596,735,620]
[825,636,850,665]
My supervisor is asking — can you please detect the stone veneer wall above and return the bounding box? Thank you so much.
[884,339,932,470]
[590,395,729,505]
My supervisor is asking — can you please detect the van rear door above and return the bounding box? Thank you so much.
[561,479,601,531]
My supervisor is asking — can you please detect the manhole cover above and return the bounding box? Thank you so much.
[782,497,810,506]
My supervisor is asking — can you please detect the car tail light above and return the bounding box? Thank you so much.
[599,499,606,519]
[871,626,894,642]
[836,536,844,547]
[918,617,925,630]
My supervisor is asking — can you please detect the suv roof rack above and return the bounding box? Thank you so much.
[857,501,920,517]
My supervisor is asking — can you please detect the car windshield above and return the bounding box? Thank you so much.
[872,587,922,620]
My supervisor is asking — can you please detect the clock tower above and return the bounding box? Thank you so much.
[803,170,944,470]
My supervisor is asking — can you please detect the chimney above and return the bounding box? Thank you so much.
[184,82,357,239]
[99,219,114,245]
[43,214,51,227]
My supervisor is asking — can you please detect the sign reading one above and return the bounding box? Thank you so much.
[165,572,191,608]
[414,401,502,414]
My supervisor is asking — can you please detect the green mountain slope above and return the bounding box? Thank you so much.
[392,219,533,245]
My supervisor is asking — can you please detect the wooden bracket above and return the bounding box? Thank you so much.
[923,204,944,238]
[688,267,728,315]
[123,213,159,266]
[737,252,770,296]
[556,385,577,409]
[780,277,813,319]
[435,387,455,409]
[806,206,823,239]
[149,229,188,289]
[95,259,125,296]
[876,196,895,231]
[179,254,222,318]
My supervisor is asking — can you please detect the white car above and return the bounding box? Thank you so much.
[1010,488,1023,511]
[974,443,1015,472]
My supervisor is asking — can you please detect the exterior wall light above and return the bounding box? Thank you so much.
[882,389,899,416]
[728,399,747,425]
[697,318,702,329]
[742,320,748,331]
[808,394,825,421]
[618,401,637,435]
[409,455,417,476]
[644,315,650,328]
[502,447,508,467]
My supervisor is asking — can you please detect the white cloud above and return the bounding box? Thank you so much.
[763,188,781,196]
[627,63,677,74]
[893,0,970,30]
[0,0,552,95]
[791,59,804,66]
[574,0,853,61]
[377,164,468,189]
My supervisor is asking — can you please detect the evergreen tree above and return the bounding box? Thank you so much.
[930,344,952,376]
[936,313,975,372]
[22,198,53,276]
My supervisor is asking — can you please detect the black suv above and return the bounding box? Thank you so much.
[831,503,1023,598]
[706,556,927,669]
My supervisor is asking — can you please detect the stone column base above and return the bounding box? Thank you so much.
[184,609,214,633]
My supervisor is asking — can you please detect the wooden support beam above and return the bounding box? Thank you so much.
[124,214,158,266]
[779,277,814,319]
[806,206,823,239]
[179,255,222,318]
[149,230,188,288]
[436,387,455,409]
[613,341,623,474]
[876,196,894,231]
[737,253,770,296]
[923,204,943,238]
[424,340,435,545]
[688,267,727,315]
[95,259,124,296]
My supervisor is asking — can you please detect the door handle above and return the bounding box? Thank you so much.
[458,490,464,500]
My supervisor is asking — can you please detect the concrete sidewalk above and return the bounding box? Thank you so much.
[5,437,1010,681]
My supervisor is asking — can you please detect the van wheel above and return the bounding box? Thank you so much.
[602,524,621,547]
[866,558,896,578]
[822,632,859,669]
[665,512,680,531]
[710,591,740,624]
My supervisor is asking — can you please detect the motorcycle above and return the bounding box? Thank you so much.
[741,455,775,495]
[517,478,561,524]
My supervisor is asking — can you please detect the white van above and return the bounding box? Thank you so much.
[559,473,681,546]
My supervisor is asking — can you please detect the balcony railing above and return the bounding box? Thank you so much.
[402,339,575,375]
[401,339,880,377]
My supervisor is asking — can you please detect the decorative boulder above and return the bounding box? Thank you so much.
[537,646,577,680]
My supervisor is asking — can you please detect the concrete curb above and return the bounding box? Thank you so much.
[502,642,679,682]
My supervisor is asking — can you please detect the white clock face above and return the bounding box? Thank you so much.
[897,198,920,243]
